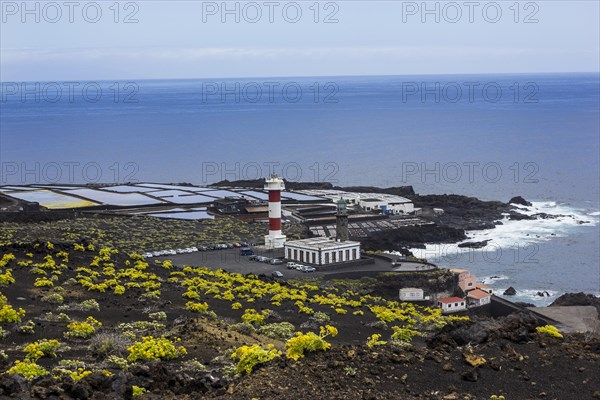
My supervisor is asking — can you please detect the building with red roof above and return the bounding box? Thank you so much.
[437,297,467,313]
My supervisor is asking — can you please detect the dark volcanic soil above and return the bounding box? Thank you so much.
[1,244,599,400]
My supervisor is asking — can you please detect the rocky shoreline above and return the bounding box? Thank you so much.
[211,180,588,253]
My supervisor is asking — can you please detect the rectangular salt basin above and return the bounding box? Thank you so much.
[148,211,214,220]
[200,190,242,198]
[282,192,324,201]
[128,207,207,215]
[135,183,213,192]
[0,186,43,191]
[101,185,159,193]
[239,190,269,200]
[165,194,216,204]
[63,189,163,206]
[5,190,99,209]
[151,190,199,198]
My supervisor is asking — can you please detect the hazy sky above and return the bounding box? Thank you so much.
[1,1,599,80]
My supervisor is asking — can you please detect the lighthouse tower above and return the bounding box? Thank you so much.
[335,197,349,242]
[264,174,287,248]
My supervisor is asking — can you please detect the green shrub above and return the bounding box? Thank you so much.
[17,320,36,334]
[258,322,296,340]
[41,293,64,304]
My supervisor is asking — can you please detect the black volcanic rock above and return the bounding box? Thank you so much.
[458,240,490,249]
[551,292,600,317]
[408,194,511,231]
[503,287,517,296]
[509,196,532,206]
[210,179,335,191]
[361,225,467,252]
[332,185,415,197]
[508,212,535,221]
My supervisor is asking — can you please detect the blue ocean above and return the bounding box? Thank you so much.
[1,73,599,304]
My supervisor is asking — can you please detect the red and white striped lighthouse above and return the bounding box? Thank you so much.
[264,174,286,248]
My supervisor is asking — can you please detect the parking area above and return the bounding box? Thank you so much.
[153,247,309,278]
[152,247,431,279]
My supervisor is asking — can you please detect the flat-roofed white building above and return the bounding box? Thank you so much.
[358,197,414,215]
[399,288,424,301]
[284,237,361,266]
[294,190,414,215]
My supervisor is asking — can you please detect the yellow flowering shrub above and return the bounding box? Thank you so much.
[366,334,387,348]
[285,325,338,360]
[0,302,26,323]
[241,309,269,325]
[64,316,102,339]
[185,301,210,313]
[34,277,54,288]
[231,344,281,374]
[127,336,187,362]
[6,360,49,380]
[23,339,61,360]
[231,302,242,310]
[0,269,15,285]
[536,325,563,339]
[132,386,147,397]
[390,326,421,343]
[70,368,92,381]
[0,253,16,267]
[114,285,126,295]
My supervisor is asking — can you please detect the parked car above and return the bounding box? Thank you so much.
[272,271,283,278]
[270,259,283,265]
[255,256,268,263]
[240,247,254,256]
[248,255,258,261]
[303,266,316,273]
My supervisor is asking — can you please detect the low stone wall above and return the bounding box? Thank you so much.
[316,257,375,271]
[369,253,438,269]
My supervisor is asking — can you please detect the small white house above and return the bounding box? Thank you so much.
[399,288,424,301]
[438,297,467,313]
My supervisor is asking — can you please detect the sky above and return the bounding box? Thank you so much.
[1,0,599,80]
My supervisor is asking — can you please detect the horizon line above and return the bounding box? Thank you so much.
[1,71,598,83]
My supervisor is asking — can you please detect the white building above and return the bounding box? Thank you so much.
[438,297,467,313]
[466,289,492,307]
[399,288,424,301]
[284,237,361,266]
[293,190,414,215]
[358,197,414,215]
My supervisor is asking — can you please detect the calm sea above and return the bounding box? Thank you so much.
[1,73,599,303]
